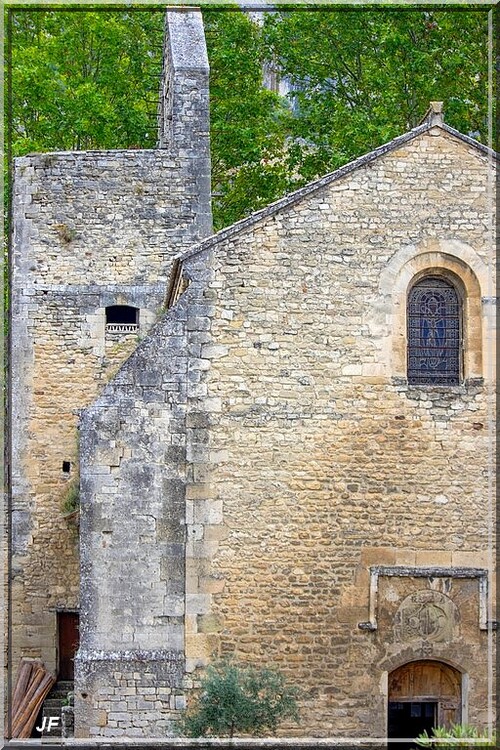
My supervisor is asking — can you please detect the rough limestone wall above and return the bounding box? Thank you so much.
[75,252,215,737]
[182,130,495,736]
[10,144,211,678]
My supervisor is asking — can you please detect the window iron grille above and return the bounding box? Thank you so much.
[105,305,139,335]
[105,323,138,334]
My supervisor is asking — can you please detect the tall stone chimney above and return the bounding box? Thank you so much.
[157,9,209,152]
[157,8,212,235]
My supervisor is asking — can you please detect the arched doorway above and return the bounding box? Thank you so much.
[388,660,462,748]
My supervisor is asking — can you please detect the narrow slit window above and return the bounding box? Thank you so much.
[105,305,139,334]
[407,277,461,385]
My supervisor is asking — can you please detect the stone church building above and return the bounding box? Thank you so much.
[10,8,496,741]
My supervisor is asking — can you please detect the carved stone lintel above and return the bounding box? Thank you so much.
[357,566,489,632]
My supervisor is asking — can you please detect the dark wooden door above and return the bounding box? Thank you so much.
[58,612,79,681]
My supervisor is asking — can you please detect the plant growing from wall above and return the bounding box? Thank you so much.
[60,434,80,517]
[416,723,496,749]
[54,222,77,244]
[61,690,74,707]
[180,658,299,738]
[62,479,79,515]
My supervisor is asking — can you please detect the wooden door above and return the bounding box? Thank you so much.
[57,612,79,681]
[388,660,462,743]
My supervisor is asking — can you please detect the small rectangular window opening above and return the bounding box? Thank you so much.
[105,305,139,334]
[62,461,71,474]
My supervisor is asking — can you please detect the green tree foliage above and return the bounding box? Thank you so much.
[10,10,164,153]
[180,659,299,738]
[203,10,288,229]
[263,9,491,185]
[5,10,165,321]
[8,8,491,231]
[8,9,287,230]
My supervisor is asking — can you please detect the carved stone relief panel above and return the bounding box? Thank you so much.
[394,590,459,643]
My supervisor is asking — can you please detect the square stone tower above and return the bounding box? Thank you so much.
[9,7,211,717]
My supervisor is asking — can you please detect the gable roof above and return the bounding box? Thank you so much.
[166,115,497,306]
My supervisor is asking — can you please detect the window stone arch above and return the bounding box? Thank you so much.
[381,247,486,384]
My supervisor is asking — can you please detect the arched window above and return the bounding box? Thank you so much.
[407,277,461,385]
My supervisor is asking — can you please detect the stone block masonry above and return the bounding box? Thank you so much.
[190,129,495,736]
[10,147,208,676]
[76,256,215,736]
[157,11,212,234]
[77,124,495,737]
[9,10,496,739]
[9,8,212,693]
[76,653,186,738]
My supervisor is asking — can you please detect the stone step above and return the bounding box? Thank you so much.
[35,681,74,738]
[47,682,74,699]
[56,681,74,690]
[39,705,63,737]
[53,692,72,699]
[42,700,63,711]
[31,708,62,738]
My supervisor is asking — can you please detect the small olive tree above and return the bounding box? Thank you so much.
[181,659,300,738]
